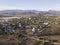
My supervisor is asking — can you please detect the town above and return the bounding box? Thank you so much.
[0,14,60,45]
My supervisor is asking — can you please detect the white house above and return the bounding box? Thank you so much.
[29,18,31,20]
[19,23,22,27]
[25,25,32,29]
[32,28,35,32]
[43,22,49,25]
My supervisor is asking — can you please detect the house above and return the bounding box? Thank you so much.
[3,25,16,33]
[8,29,16,33]
[28,18,31,20]
[43,22,51,28]
[25,25,32,29]
[11,29,16,33]
[2,25,8,32]
[43,23,49,25]
[18,23,22,28]
[32,28,36,35]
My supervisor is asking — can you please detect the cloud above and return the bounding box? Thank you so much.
[0,6,23,10]
[48,4,60,11]
[0,4,60,11]
[0,6,34,10]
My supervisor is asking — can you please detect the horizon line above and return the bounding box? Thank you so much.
[0,9,60,11]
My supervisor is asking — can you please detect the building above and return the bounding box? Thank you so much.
[32,28,36,35]
[25,25,32,29]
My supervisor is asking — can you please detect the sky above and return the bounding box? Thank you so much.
[0,0,60,11]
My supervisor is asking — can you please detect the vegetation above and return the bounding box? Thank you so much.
[0,15,60,45]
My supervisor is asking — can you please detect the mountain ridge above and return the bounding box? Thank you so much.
[0,10,60,15]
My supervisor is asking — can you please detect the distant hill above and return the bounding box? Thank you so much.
[0,10,60,16]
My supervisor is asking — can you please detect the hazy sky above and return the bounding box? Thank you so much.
[0,0,60,11]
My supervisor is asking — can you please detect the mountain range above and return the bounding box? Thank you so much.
[0,10,60,15]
